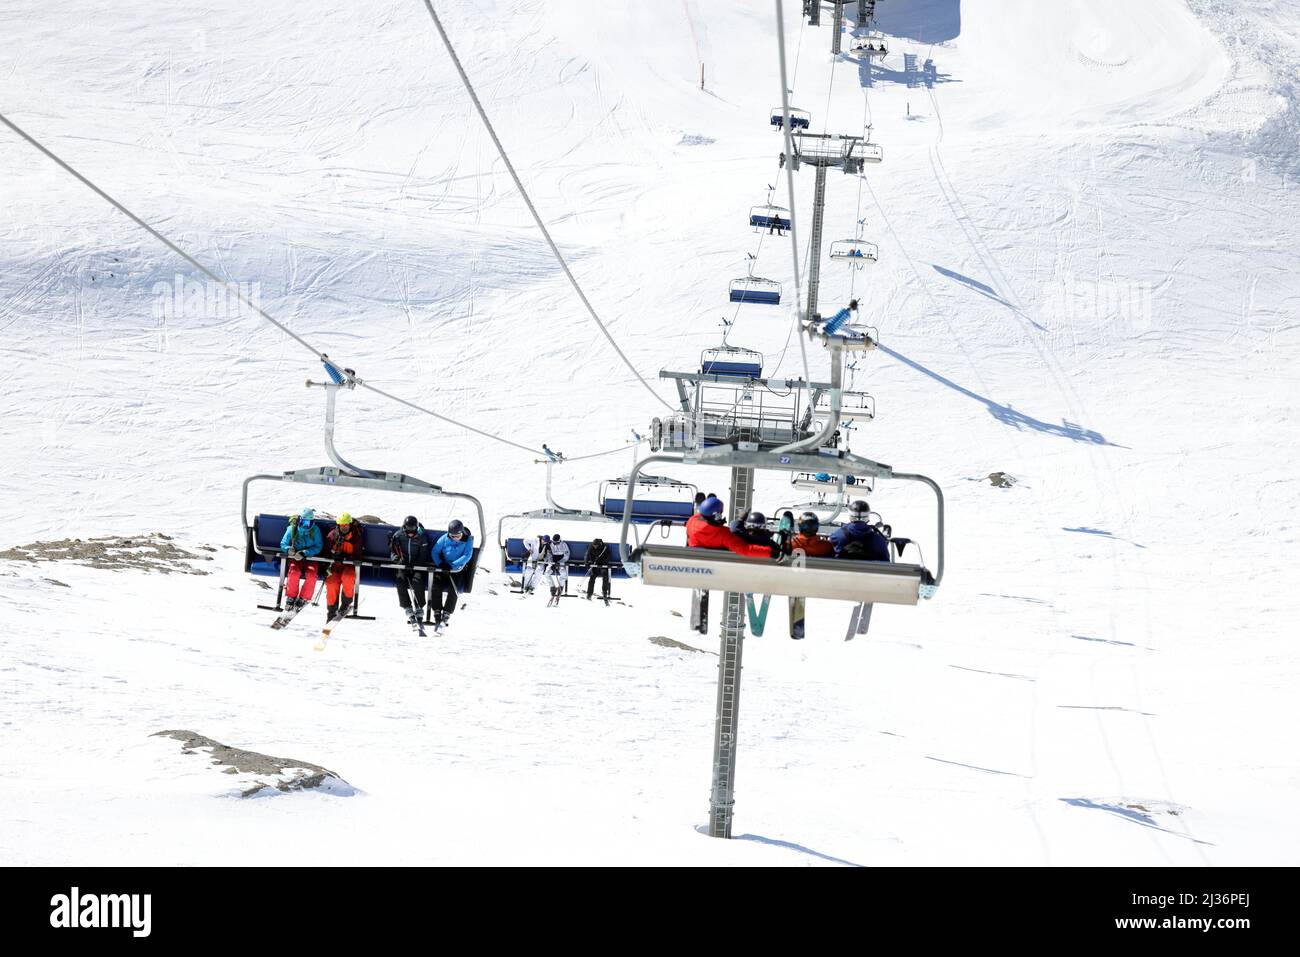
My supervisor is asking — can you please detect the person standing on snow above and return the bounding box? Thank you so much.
[829,500,891,561]
[324,512,363,620]
[687,496,782,559]
[544,533,570,606]
[429,519,474,628]
[390,515,432,624]
[280,507,324,610]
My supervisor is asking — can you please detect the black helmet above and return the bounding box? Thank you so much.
[798,511,820,534]
[744,511,767,529]
[402,515,420,532]
[591,537,604,546]
[849,500,870,520]
[447,519,466,536]
[551,533,562,543]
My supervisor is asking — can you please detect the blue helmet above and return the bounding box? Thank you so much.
[698,496,725,519]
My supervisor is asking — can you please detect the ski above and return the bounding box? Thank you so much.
[314,607,349,651]
[844,603,874,640]
[271,601,308,631]
[691,588,709,633]
[789,595,806,640]
[746,593,772,636]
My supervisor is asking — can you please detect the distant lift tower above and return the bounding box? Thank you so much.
[787,132,883,320]
[831,2,844,54]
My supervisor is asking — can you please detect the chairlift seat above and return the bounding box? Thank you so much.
[701,360,763,378]
[249,513,481,592]
[769,107,811,130]
[501,536,633,578]
[729,277,782,305]
[749,205,792,229]
[636,544,930,605]
[600,498,695,522]
[829,240,880,263]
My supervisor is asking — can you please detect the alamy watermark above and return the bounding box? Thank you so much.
[1039,274,1154,335]
[49,887,151,937]
[151,274,261,321]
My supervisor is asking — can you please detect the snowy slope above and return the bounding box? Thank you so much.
[1,0,1297,865]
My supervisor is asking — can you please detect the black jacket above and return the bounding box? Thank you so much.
[390,528,432,566]
[585,542,612,568]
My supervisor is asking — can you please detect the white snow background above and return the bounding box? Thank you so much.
[0,0,1297,865]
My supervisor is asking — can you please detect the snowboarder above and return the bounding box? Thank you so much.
[279,507,323,610]
[429,519,474,629]
[829,500,891,561]
[790,511,836,557]
[324,512,363,621]
[584,537,613,602]
[390,515,432,625]
[687,496,782,559]
[544,533,570,606]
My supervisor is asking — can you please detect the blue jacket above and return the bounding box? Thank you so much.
[280,520,323,557]
[829,521,890,561]
[431,532,475,572]
[390,528,432,566]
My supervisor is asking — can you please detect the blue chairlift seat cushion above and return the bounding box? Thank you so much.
[600,498,694,521]
[702,360,763,378]
[729,287,781,305]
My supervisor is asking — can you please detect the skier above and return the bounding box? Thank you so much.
[584,537,613,603]
[429,519,474,630]
[687,496,782,559]
[279,507,323,610]
[522,533,549,594]
[390,515,432,626]
[790,511,835,558]
[324,512,363,621]
[829,500,891,561]
[544,533,570,606]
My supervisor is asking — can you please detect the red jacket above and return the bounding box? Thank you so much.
[327,525,363,559]
[686,514,773,558]
[789,532,834,558]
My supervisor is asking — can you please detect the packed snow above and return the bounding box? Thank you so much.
[1,0,1297,865]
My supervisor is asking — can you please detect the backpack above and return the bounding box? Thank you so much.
[838,539,875,560]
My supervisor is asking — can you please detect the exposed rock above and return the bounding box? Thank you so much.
[648,635,712,654]
[988,471,1016,488]
[153,730,356,798]
[0,533,212,575]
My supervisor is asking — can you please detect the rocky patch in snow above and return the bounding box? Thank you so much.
[153,730,357,798]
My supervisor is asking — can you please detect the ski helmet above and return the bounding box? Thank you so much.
[591,537,604,546]
[744,511,767,529]
[447,519,466,537]
[698,495,725,519]
[402,515,420,532]
[337,512,353,526]
[798,511,821,534]
[299,507,315,523]
[849,500,870,520]
[551,533,562,543]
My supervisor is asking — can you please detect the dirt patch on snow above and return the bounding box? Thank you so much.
[648,635,713,655]
[0,533,213,575]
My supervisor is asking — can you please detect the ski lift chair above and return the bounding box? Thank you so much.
[619,447,943,606]
[829,239,879,264]
[749,204,792,230]
[728,277,782,305]
[701,345,764,379]
[769,107,811,130]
